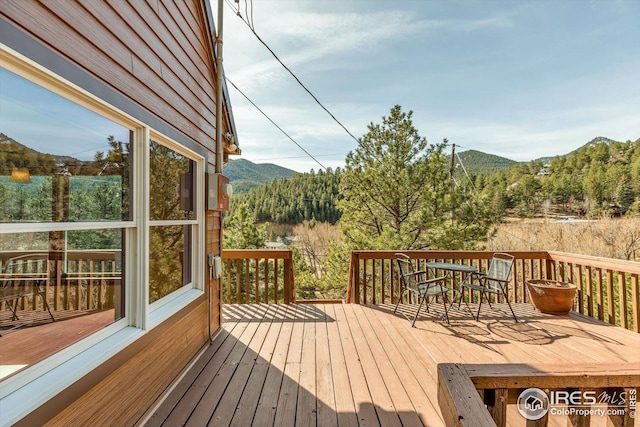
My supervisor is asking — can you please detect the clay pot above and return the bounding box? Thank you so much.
[526,279,577,315]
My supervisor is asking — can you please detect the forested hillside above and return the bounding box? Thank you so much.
[454,149,517,176]
[228,168,342,224]
[228,137,640,227]
[476,138,640,217]
[224,158,296,193]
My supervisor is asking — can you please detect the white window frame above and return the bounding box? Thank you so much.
[146,132,206,329]
[0,43,205,425]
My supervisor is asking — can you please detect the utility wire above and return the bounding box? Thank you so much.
[250,152,348,161]
[226,2,361,145]
[226,76,327,171]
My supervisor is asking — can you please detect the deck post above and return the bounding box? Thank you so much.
[485,388,507,427]
[284,256,294,303]
[349,252,361,304]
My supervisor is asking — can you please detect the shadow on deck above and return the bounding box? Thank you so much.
[142,303,640,427]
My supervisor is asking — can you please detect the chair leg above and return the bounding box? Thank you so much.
[393,287,405,314]
[424,294,432,312]
[8,299,20,321]
[411,295,427,327]
[441,293,450,324]
[475,292,485,321]
[503,292,518,322]
[39,292,55,322]
[462,292,474,319]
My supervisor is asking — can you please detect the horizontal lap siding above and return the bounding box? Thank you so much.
[208,210,222,329]
[1,0,218,151]
[45,301,210,427]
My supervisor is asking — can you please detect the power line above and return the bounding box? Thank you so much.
[226,2,361,145]
[249,152,348,162]
[225,76,328,171]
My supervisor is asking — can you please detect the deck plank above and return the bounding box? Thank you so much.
[182,306,269,427]
[315,306,338,427]
[342,304,403,427]
[359,305,444,427]
[251,304,298,427]
[272,304,306,427]
[332,301,381,427]
[145,303,640,427]
[296,305,318,427]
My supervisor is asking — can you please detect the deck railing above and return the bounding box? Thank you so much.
[347,250,640,333]
[0,250,121,315]
[438,362,640,427]
[221,249,295,304]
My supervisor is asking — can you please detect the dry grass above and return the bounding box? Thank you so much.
[486,217,640,261]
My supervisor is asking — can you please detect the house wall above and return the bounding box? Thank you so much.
[1,0,224,424]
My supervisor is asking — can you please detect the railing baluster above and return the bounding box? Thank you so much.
[619,271,628,329]
[274,258,278,303]
[607,269,615,325]
[371,259,376,305]
[264,258,269,303]
[226,259,231,304]
[381,259,386,304]
[244,259,250,304]
[254,259,259,304]
[235,259,241,304]
[596,267,604,320]
[363,259,368,304]
[632,274,639,332]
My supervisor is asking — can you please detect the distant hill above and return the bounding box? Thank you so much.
[0,133,77,165]
[571,136,619,154]
[536,136,621,165]
[224,159,297,193]
[453,149,517,176]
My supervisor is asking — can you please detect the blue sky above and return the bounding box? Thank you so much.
[220,0,640,172]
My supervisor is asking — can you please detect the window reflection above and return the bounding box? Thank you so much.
[0,68,132,223]
[0,231,124,379]
[149,141,195,221]
[149,225,191,303]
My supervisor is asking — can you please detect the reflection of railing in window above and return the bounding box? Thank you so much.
[0,251,122,327]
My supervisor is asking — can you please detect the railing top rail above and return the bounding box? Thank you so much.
[548,250,640,274]
[351,250,549,261]
[0,250,121,262]
[222,249,292,260]
[464,362,640,389]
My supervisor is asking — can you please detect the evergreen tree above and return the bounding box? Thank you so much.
[338,105,491,250]
[224,203,268,249]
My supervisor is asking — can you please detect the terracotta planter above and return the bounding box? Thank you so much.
[526,279,577,314]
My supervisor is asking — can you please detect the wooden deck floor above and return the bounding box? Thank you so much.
[143,303,640,427]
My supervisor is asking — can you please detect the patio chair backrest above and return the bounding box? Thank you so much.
[1,254,49,301]
[485,253,514,292]
[395,253,420,295]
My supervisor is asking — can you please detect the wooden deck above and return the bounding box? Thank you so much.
[143,303,640,427]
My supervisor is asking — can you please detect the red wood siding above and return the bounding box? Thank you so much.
[1,0,222,150]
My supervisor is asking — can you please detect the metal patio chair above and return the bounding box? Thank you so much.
[1,254,55,335]
[393,253,449,326]
[459,252,518,322]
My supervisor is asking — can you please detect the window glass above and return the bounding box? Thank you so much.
[0,67,132,223]
[0,67,129,381]
[149,141,195,221]
[149,225,192,303]
[0,230,124,380]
